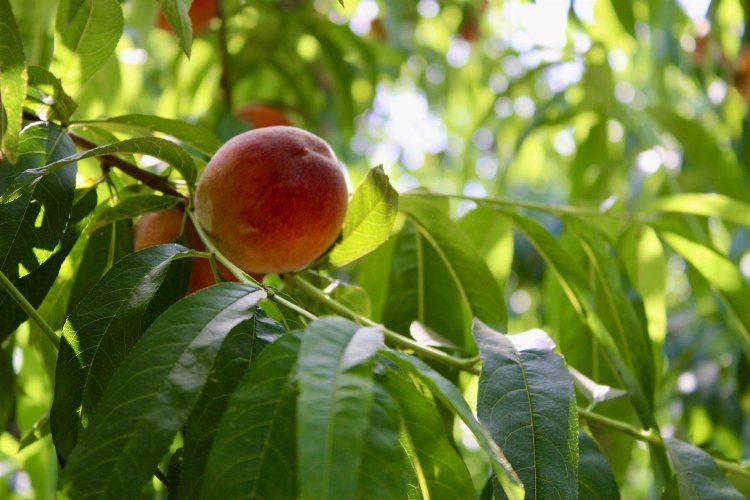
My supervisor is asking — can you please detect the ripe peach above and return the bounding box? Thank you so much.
[194,126,348,275]
[133,206,261,294]
[235,103,293,129]
[157,0,217,34]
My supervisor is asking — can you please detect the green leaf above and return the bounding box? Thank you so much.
[66,219,132,314]
[0,123,78,341]
[382,368,475,499]
[504,212,655,426]
[664,438,744,500]
[297,318,384,500]
[474,321,578,499]
[0,342,13,433]
[53,0,123,90]
[382,350,524,499]
[649,107,746,199]
[27,66,78,124]
[89,194,183,233]
[644,193,750,227]
[1,136,197,203]
[382,222,466,350]
[659,232,750,362]
[329,166,398,267]
[159,0,194,58]
[459,206,514,291]
[611,0,636,37]
[201,333,301,499]
[74,114,222,156]
[359,381,409,499]
[564,218,655,406]
[0,0,28,163]
[178,311,285,499]
[51,245,191,460]
[60,283,266,499]
[18,413,50,452]
[578,432,620,500]
[0,123,76,276]
[399,194,507,330]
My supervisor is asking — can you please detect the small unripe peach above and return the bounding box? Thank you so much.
[194,126,348,275]
[235,103,293,129]
[133,206,261,294]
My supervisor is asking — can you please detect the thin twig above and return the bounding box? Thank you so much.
[216,0,233,109]
[578,407,750,481]
[0,270,59,349]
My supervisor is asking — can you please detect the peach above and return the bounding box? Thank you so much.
[133,206,261,294]
[194,126,348,275]
[235,103,293,129]
[157,0,217,34]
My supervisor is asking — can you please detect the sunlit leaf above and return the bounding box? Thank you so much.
[52,0,123,90]
[158,0,193,58]
[329,166,398,267]
[659,231,750,362]
[1,136,197,203]
[0,0,28,163]
[645,193,750,227]
[74,114,222,156]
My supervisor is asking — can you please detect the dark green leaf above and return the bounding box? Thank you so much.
[0,0,28,163]
[382,350,524,499]
[159,0,193,57]
[358,381,409,500]
[51,245,191,460]
[383,221,466,350]
[178,311,285,499]
[74,114,222,156]
[329,165,398,267]
[0,123,78,341]
[297,318,384,500]
[1,136,197,203]
[400,194,507,330]
[611,0,636,36]
[200,333,301,499]
[474,321,578,499]
[382,368,475,499]
[664,438,744,500]
[53,0,123,89]
[66,219,132,315]
[578,432,620,500]
[89,194,182,233]
[60,284,266,498]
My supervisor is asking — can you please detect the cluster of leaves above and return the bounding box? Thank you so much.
[2,0,750,499]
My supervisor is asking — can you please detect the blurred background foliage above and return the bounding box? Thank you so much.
[3,0,750,498]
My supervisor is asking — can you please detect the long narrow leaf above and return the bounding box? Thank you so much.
[297,319,384,500]
[61,284,266,498]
